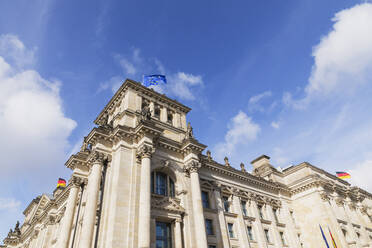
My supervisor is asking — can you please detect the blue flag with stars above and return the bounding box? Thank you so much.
[143,75,167,87]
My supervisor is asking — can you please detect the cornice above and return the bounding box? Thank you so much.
[95,79,191,126]
[200,157,289,195]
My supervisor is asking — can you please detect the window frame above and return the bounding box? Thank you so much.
[247,226,254,241]
[205,219,214,236]
[264,229,271,243]
[223,196,230,212]
[151,171,175,197]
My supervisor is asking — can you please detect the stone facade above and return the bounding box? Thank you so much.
[3,79,372,248]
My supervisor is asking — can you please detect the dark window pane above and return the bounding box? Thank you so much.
[241,200,247,216]
[205,219,214,235]
[202,191,210,208]
[156,172,168,196]
[223,196,229,212]
[156,222,172,248]
[228,223,234,238]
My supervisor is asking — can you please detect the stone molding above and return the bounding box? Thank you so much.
[87,150,106,166]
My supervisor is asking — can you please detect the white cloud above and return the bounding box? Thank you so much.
[0,34,35,68]
[349,160,372,193]
[99,48,203,100]
[0,198,21,211]
[214,111,260,161]
[285,3,372,108]
[271,121,280,129]
[0,34,76,174]
[248,91,273,112]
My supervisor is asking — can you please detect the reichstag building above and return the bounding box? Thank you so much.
[3,79,372,248]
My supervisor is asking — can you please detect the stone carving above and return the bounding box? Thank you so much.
[186,122,194,139]
[240,162,246,172]
[335,197,345,206]
[224,157,230,167]
[184,160,201,175]
[151,196,185,214]
[136,144,155,162]
[320,192,331,202]
[70,176,86,187]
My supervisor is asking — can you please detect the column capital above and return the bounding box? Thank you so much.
[136,144,155,161]
[184,160,201,175]
[319,191,331,202]
[87,150,107,166]
[69,176,87,187]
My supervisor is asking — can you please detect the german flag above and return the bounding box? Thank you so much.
[328,227,338,248]
[336,171,350,179]
[57,178,66,188]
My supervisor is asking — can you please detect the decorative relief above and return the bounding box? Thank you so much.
[151,196,185,214]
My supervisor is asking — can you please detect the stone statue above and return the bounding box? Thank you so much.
[206,150,212,161]
[14,221,21,235]
[224,157,230,167]
[186,122,194,139]
[140,105,152,121]
[240,162,246,172]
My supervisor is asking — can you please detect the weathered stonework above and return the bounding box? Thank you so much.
[3,79,372,248]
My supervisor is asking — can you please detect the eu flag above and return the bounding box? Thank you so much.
[143,75,167,87]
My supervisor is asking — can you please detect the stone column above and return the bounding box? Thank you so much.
[174,219,183,248]
[56,177,81,248]
[213,186,230,248]
[80,151,105,248]
[355,203,369,246]
[185,161,208,248]
[137,144,154,248]
[319,191,348,248]
[266,203,282,247]
[251,200,268,248]
[232,191,250,248]
[343,197,362,247]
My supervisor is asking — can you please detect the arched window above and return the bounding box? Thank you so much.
[151,171,175,197]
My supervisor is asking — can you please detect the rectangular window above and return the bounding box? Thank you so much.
[205,219,214,235]
[241,200,247,216]
[156,221,172,248]
[247,226,254,240]
[273,208,279,223]
[228,223,234,238]
[280,231,286,245]
[208,246,216,248]
[169,179,175,197]
[223,196,230,212]
[264,229,270,243]
[202,191,210,208]
[258,205,264,219]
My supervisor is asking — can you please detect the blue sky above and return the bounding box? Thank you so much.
[1,0,372,241]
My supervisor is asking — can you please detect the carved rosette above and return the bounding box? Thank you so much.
[136,144,155,163]
[183,160,201,176]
